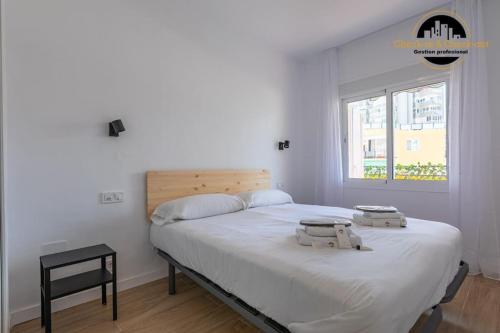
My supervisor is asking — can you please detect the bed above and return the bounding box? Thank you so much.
[146,169,468,333]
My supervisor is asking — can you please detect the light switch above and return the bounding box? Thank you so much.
[101,191,124,204]
[114,192,124,202]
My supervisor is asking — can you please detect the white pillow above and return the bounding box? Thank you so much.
[151,193,245,226]
[237,189,293,208]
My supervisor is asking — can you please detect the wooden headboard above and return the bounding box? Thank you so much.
[146,169,271,218]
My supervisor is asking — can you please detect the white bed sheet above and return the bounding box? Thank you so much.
[150,204,462,333]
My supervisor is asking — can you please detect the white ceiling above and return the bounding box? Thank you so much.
[156,0,451,56]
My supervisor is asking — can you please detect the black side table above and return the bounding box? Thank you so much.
[39,244,117,333]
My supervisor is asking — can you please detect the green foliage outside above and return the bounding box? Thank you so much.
[364,162,447,181]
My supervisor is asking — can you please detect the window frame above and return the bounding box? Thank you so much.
[341,75,450,192]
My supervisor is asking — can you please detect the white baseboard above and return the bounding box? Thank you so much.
[9,268,168,328]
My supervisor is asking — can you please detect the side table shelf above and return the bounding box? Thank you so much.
[40,244,117,333]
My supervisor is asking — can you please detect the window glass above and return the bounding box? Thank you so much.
[346,95,387,179]
[392,82,447,180]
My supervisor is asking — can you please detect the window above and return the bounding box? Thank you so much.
[346,95,387,179]
[393,82,447,181]
[406,139,420,151]
[342,79,448,185]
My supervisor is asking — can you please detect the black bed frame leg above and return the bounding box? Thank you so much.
[420,305,442,333]
[168,263,176,295]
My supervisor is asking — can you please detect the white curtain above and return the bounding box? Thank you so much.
[314,48,343,206]
[449,0,500,278]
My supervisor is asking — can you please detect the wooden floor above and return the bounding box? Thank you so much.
[12,274,500,333]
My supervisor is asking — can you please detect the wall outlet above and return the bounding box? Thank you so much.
[276,182,285,190]
[101,191,124,204]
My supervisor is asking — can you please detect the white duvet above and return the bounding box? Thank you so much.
[150,204,462,333]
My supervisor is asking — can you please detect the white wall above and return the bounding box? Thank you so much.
[337,16,421,85]
[3,0,300,325]
[287,55,322,204]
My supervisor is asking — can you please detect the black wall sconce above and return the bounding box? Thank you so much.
[109,119,125,137]
[278,140,290,150]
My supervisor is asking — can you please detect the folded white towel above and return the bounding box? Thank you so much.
[353,214,406,227]
[311,239,339,249]
[296,228,364,249]
[352,214,371,226]
[296,229,337,247]
[362,212,405,219]
[375,218,408,227]
[304,226,336,237]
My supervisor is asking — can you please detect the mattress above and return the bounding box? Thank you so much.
[150,203,462,333]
